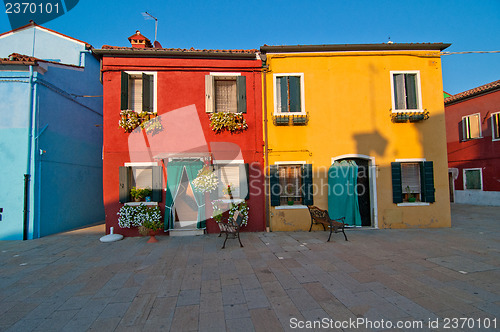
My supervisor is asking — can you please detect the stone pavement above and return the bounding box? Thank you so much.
[0,204,499,331]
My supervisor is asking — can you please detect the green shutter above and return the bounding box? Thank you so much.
[279,76,288,113]
[237,76,247,114]
[120,72,129,110]
[391,162,403,203]
[119,166,131,203]
[142,73,154,113]
[152,166,163,202]
[269,165,281,206]
[288,76,301,113]
[239,163,250,199]
[405,74,418,109]
[301,164,313,206]
[420,161,435,203]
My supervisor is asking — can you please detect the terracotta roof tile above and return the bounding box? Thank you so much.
[445,79,500,104]
[0,53,82,68]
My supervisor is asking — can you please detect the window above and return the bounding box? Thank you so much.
[121,71,156,112]
[391,71,422,111]
[205,74,246,113]
[391,161,435,204]
[464,168,482,190]
[213,163,249,199]
[274,74,305,114]
[269,164,313,206]
[492,112,500,141]
[119,163,162,203]
[462,113,482,140]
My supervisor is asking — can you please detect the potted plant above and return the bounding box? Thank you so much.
[130,187,151,202]
[138,206,163,243]
[405,185,417,202]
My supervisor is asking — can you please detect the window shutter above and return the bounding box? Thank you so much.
[142,73,154,113]
[269,165,281,206]
[205,75,214,113]
[152,166,163,202]
[119,166,131,203]
[405,74,418,109]
[278,76,288,113]
[239,163,249,199]
[289,76,301,113]
[391,162,403,203]
[301,164,313,206]
[393,74,405,110]
[120,72,129,110]
[420,161,435,203]
[236,76,247,114]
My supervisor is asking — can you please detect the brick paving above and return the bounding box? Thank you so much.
[0,204,499,331]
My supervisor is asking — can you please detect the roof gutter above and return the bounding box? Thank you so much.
[260,43,451,54]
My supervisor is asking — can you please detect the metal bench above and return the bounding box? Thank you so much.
[307,205,348,242]
[218,210,244,249]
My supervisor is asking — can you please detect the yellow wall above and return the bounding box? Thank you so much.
[264,50,451,231]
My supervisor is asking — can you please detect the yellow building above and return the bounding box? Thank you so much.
[260,43,451,231]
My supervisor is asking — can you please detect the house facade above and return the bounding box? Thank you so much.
[94,32,265,237]
[261,43,452,231]
[444,80,500,206]
[0,23,104,240]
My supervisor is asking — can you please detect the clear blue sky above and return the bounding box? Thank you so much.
[2,0,499,94]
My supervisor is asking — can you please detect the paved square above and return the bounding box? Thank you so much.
[1,204,499,331]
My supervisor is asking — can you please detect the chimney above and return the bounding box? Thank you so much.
[128,30,152,49]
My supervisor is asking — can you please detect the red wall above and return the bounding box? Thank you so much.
[445,90,500,191]
[101,56,265,236]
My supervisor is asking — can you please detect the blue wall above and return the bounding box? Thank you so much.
[0,25,85,66]
[0,25,104,240]
[0,72,31,240]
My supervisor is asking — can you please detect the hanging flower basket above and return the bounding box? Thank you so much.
[192,166,219,193]
[119,110,163,134]
[209,112,248,133]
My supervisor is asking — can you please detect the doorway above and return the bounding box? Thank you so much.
[333,155,376,227]
[448,171,455,203]
[173,170,199,228]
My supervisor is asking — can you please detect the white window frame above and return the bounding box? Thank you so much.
[463,168,483,191]
[273,73,306,116]
[124,71,158,113]
[462,113,482,141]
[491,112,500,141]
[206,72,242,114]
[390,71,423,113]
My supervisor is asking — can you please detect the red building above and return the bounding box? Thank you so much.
[444,80,500,205]
[94,32,265,236]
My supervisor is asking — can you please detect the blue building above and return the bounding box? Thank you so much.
[0,23,104,240]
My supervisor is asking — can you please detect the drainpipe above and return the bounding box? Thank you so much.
[23,65,36,240]
[262,56,271,232]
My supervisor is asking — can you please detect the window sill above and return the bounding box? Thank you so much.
[391,109,424,113]
[124,202,158,206]
[219,199,244,204]
[397,202,430,207]
[462,137,483,141]
[275,205,308,210]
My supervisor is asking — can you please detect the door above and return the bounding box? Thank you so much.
[339,158,371,227]
[448,172,455,203]
[173,170,198,227]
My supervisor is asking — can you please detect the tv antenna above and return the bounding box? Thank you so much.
[142,11,158,43]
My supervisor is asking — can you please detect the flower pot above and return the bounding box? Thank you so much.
[147,229,160,243]
[408,197,416,203]
[287,200,294,205]
[134,197,142,202]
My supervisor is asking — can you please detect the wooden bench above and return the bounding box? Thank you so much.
[218,210,244,249]
[307,206,348,242]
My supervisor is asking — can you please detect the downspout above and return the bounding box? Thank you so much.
[262,55,271,232]
[24,65,36,240]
